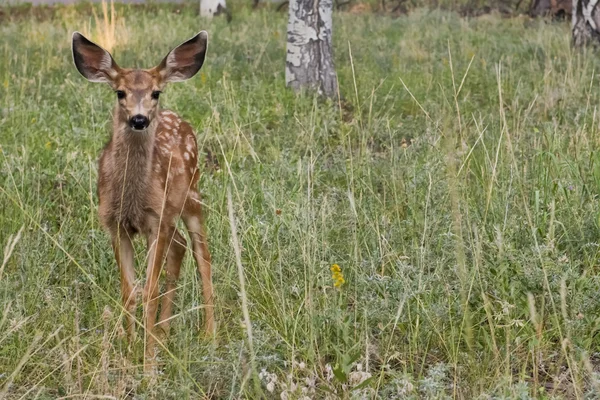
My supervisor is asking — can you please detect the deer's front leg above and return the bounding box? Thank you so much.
[111,230,136,342]
[143,226,168,368]
[157,229,186,338]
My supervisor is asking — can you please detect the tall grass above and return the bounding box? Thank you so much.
[1,3,600,398]
[83,0,128,53]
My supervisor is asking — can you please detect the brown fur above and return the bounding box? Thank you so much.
[72,31,214,372]
[97,107,199,236]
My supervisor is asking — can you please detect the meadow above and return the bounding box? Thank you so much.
[1,2,600,398]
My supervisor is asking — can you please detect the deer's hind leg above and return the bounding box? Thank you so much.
[182,191,215,336]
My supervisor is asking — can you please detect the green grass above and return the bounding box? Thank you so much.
[1,3,600,399]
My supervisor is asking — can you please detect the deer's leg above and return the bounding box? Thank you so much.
[157,229,186,338]
[111,230,136,341]
[183,195,215,336]
[143,226,169,366]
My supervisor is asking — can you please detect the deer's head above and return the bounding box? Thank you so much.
[72,32,207,131]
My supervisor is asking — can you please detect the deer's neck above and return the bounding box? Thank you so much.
[111,106,159,168]
[107,111,159,229]
[112,123,156,157]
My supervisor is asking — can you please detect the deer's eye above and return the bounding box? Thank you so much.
[116,90,126,100]
[151,91,161,100]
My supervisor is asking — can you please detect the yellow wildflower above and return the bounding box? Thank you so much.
[331,264,345,288]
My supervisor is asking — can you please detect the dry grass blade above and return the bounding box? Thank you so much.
[0,225,23,281]
[0,332,43,398]
[83,0,128,53]
[227,187,258,392]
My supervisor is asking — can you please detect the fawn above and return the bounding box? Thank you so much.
[72,31,215,367]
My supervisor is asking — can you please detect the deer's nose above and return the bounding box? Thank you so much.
[130,115,149,130]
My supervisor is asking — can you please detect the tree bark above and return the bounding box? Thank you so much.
[286,0,338,98]
[572,0,600,46]
[200,0,227,18]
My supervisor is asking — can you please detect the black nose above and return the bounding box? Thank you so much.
[130,114,149,130]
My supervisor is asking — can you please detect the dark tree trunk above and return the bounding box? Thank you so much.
[286,0,337,98]
[530,0,572,17]
[573,0,600,46]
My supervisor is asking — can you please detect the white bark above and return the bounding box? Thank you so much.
[286,0,337,97]
[200,0,226,18]
[572,0,600,45]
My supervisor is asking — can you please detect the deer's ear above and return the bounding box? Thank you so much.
[156,31,208,83]
[72,32,120,84]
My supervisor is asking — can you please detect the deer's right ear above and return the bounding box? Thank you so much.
[156,31,208,83]
[72,32,120,84]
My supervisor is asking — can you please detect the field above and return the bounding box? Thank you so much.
[2,3,600,398]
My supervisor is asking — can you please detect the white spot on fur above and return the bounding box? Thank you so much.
[170,134,181,146]
[161,145,171,156]
[183,152,190,160]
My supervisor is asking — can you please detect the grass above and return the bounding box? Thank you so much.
[1,2,600,398]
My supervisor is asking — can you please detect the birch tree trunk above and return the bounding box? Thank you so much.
[200,0,227,18]
[286,0,337,98]
[572,0,600,46]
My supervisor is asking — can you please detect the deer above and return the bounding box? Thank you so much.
[71,31,215,369]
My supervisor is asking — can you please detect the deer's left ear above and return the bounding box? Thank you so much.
[156,31,208,83]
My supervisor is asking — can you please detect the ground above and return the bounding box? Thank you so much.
[1,3,600,399]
